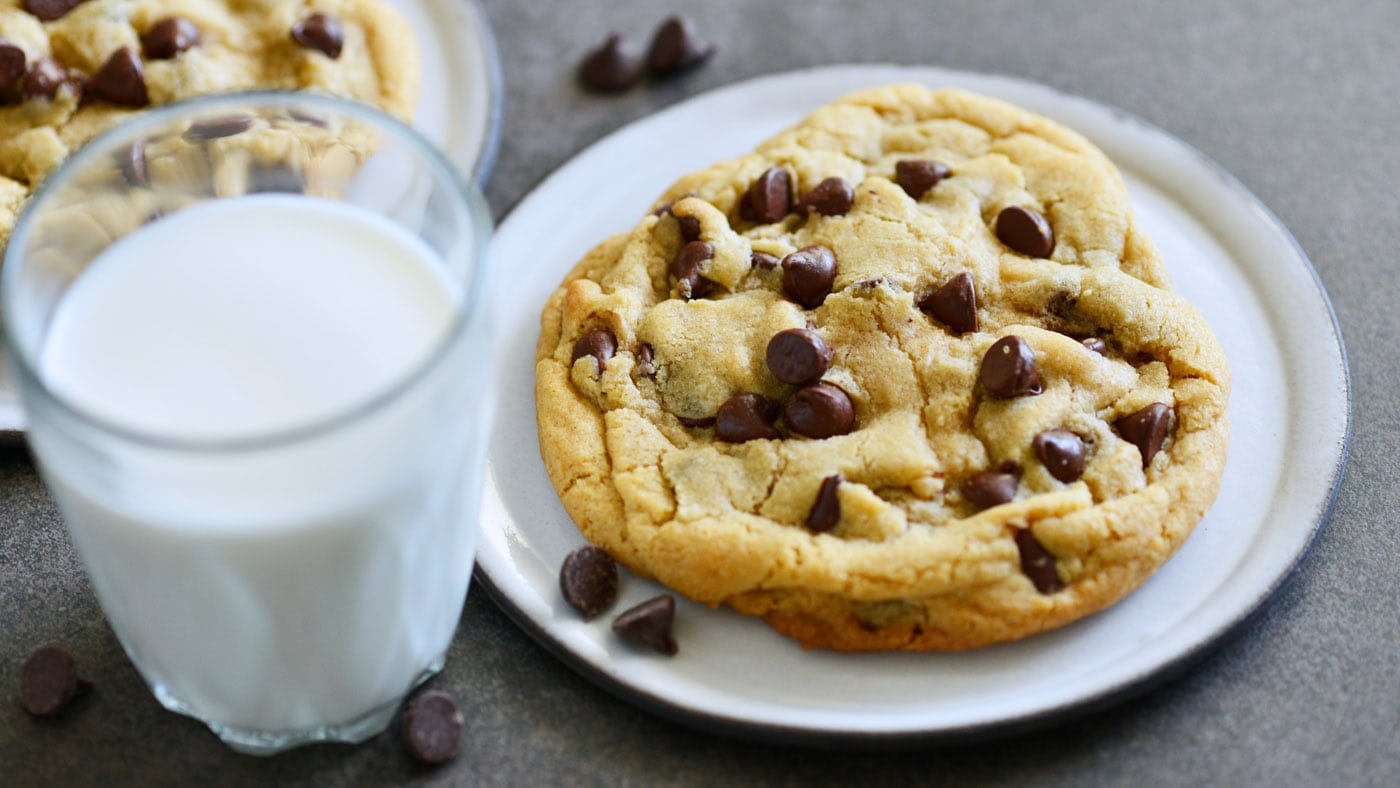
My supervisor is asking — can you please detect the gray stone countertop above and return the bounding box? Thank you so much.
[3,0,1397,784]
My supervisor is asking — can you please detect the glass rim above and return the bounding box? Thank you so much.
[1,91,492,453]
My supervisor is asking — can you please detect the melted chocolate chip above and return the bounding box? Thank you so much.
[22,0,81,22]
[895,159,951,199]
[1082,336,1108,355]
[783,382,855,439]
[21,57,73,101]
[183,114,254,141]
[559,545,618,620]
[1015,530,1064,594]
[750,251,780,270]
[766,328,832,385]
[1116,403,1172,468]
[143,17,200,60]
[980,336,1042,398]
[577,34,642,93]
[1034,429,1087,483]
[0,43,25,95]
[781,245,837,309]
[402,691,464,765]
[669,240,714,299]
[796,177,854,216]
[805,474,842,533]
[120,140,147,186]
[740,166,792,224]
[964,465,1020,510]
[715,393,781,442]
[675,215,702,243]
[571,329,616,373]
[919,271,978,334]
[995,206,1055,258]
[20,645,87,716]
[87,48,147,107]
[292,13,344,59]
[612,595,678,655]
[646,15,715,76]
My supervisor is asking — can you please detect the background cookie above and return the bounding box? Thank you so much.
[535,85,1230,651]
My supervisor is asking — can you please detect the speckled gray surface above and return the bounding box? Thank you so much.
[3,0,1397,784]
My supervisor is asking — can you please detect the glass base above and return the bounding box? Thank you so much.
[148,652,448,756]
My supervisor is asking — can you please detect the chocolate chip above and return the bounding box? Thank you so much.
[781,245,837,309]
[119,140,147,186]
[919,271,978,334]
[805,474,842,533]
[980,336,1042,398]
[995,206,1055,258]
[964,465,1020,510]
[249,164,305,194]
[783,382,854,439]
[636,343,655,376]
[1082,336,1108,355]
[577,34,642,93]
[1015,529,1064,594]
[612,595,678,655]
[142,17,200,60]
[895,159,950,199]
[750,251,779,270]
[571,329,616,373]
[669,240,714,299]
[0,43,25,95]
[766,328,832,385]
[20,645,87,717]
[402,690,463,765]
[740,166,792,224]
[796,177,854,216]
[184,114,254,141]
[646,15,715,76]
[675,215,701,243]
[1034,429,1087,483]
[87,48,147,107]
[677,415,715,428]
[292,13,344,59]
[21,57,73,101]
[715,393,781,442]
[22,0,81,22]
[1115,403,1172,468]
[559,545,618,621]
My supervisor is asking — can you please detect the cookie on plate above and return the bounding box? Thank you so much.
[0,0,420,243]
[535,84,1230,651]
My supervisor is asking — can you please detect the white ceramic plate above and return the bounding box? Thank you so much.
[479,64,1349,743]
[0,0,503,439]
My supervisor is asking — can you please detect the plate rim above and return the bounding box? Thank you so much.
[476,63,1351,744]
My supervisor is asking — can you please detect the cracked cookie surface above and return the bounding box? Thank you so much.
[535,85,1230,651]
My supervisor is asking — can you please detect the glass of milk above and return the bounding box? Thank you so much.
[1,93,493,754]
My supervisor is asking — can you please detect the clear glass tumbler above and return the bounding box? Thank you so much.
[1,93,493,754]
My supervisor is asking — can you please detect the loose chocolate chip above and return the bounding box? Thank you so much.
[805,474,842,533]
[559,545,618,620]
[22,0,81,22]
[1034,429,1087,483]
[612,595,678,655]
[995,206,1055,258]
[783,382,855,439]
[292,13,344,59]
[715,393,781,442]
[1015,530,1064,594]
[636,343,655,376]
[577,34,642,93]
[796,177,854,217]
[0,43,25,95]
[184,114,254,142]
[1082,336,1108,355]
[20,645,86,717]
[750,251,779,270]
[119,140,147,186]
[895,159,950,199]
[87,48,147,107]
[142,17,200,60]
[766,328,832,385]
[402,690,463,765]
[677,415,715,428]
[740,166,792,224]
[21,57,71,101]
[669,240,714,299]
[964,465,1020,510]
[919,271,978,334]
[1115,403,1172,469]
[781,245,837,309]
[646,15,715,76]
[979,336,1042,398]
[571,329,616,373]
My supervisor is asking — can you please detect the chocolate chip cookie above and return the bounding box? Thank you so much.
[0,0,419,244]
[535,84,1230,651]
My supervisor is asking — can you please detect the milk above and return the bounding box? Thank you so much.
[29,195,482,741]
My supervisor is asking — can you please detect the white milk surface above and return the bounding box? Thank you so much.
[35,195,477,735]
